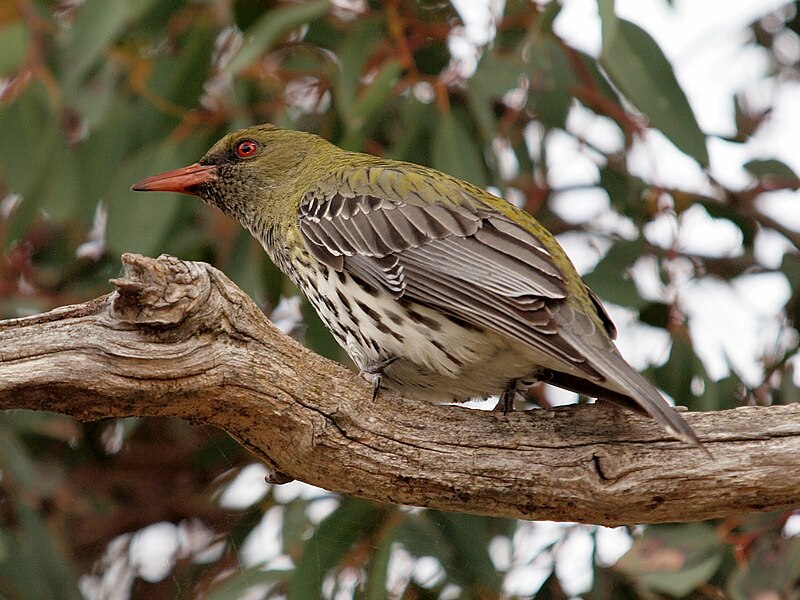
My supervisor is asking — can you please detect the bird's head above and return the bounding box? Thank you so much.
[132,124,332,229]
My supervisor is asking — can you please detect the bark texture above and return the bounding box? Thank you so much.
[0,253,797,526]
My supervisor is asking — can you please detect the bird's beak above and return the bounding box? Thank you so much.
[131,163,218,194]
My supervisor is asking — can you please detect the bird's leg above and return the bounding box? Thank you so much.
[496,370,551,413]
[496,379,520,414]
[361,357,399,401]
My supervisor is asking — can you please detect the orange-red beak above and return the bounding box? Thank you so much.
[131,163,218,194]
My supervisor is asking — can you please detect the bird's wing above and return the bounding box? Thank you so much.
[298,166,702,446]
[298,166,602,378]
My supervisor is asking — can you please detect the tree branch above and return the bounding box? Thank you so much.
[0,254,798,526]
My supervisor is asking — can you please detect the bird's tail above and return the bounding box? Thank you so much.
[553,306,703,448]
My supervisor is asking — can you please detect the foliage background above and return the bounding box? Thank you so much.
[1,0,800,598]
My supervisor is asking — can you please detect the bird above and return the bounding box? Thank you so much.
[132,123,701,447]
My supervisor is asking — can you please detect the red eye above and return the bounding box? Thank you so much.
[235,139,258,158]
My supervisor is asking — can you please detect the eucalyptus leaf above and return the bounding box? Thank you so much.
[0,22,29,76]
[288,498,387,600]
[652,334,707,408]
[203,566,292,600]
[60,0,158,88]
[744,158,799,181]
[583,239,648,309]
[364,523,395,600]
[599,14,709,165]
[106,141,186,256]
[616,523,723,597]
[225,0,330,75]
[432,110,488,188]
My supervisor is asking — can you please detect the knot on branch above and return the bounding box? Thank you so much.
[109,254,212,326]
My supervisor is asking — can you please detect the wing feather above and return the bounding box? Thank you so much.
[358,207,405,253]
[382,205,426,246]
[346,254,405,296]
[400,259,594,372]
[297,167,699,445]
[322,193,347,219]
[405,203,447,237]
[298,170,590,374]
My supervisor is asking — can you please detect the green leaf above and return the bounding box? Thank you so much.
[591,565,639,598]
[412,37,451,75]
[282,498,312,558]
[0,84,48,197]
[386,98,432,163]
[395,512,454,561]
[777,362,800,405]
[226,230,269,301]
[302,296,343,361]
[352,59,403,123]
[432,110,488,188]
[106,141,186,256]
[525,36,574,129]
[599,165,648,222]
[0,86,72,243]
[539,1,564,32]
[652,334,707,408]
[573,48,625,107]
[700,373,744,411]
[203,566,291,600]
[2,411,80,443]
[616,523,723,597]
[364,523,395,600]
[782,251,800,281]
[727,536,800,600]
[743,158,799,181]
[37,145,81,223]
[638,302,669,329]
[583,239,648,309]
[334,19,385,128]
[599,15,708,166]
[340,58,404,150]
[224,0,330,75]
[61,0,159,87]
[4,504,84,600]
[425,512,503,592]
[73,103,135,216]
[397,512,504,592]
[0,22,29,76]
[781,254,800,299]
[288,498,386,600]
[0,427,41,491]
[159,25,217,108]
[468,51,527,139]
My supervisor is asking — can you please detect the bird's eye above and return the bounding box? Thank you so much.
[235,139,258,158]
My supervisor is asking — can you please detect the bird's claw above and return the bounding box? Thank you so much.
[496,380,519,414]
[361,357,398,401]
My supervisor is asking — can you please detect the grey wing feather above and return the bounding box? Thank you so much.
[299,183,595,375]
[552,303,701,445]
[298,176,700,446]
[300,189,565,303]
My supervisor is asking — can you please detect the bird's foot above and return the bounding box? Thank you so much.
[495,371,550,413]
[496,380,520,414]
[361,357,398,401]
